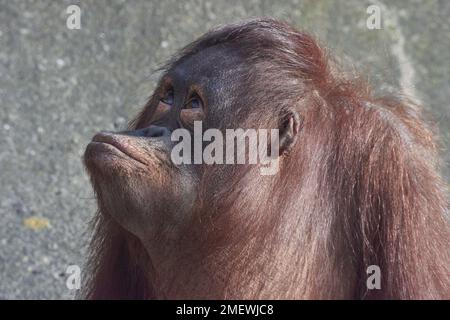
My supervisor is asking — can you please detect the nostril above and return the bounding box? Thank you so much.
[118,125,171,138]
[143,125,171,138]
[159,127,171,137]
[143,128,152,136]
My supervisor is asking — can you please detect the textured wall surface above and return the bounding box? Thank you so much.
[0,0,448,299]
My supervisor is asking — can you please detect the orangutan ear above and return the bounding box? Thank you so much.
[279,111,301,154]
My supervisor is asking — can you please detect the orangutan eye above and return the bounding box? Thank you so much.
[184,95,203,109]
[161,89,174,105]
[180,95,205,130]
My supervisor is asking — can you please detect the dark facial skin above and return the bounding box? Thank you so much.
[84,43,299,294]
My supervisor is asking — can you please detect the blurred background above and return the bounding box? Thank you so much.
[0,0,448,299]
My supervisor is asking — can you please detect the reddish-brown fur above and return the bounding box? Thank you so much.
[82,18,449,299]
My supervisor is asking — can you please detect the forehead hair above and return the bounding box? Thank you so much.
[164,18,329,85]
[167,44,243,89]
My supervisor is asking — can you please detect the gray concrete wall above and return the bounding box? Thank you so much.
[0,0,448,299]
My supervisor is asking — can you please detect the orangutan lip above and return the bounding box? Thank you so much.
[91,132,147,166]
